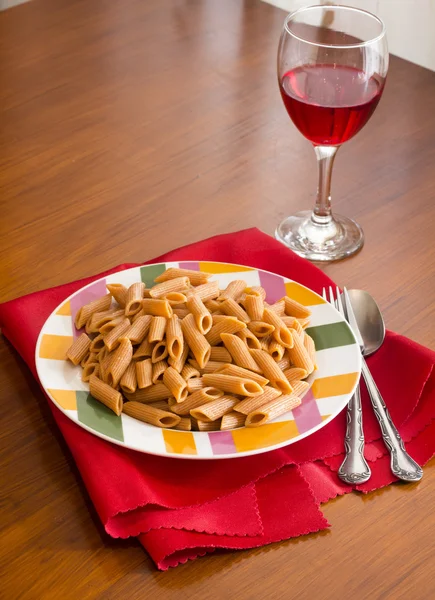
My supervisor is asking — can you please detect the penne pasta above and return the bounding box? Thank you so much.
[185,280,220,303]
[188,358,225,374]
[132,337,154,359]
[123,401,180,428]
[99,352,113,383]
[209,347,233,363]
[249,350,293,394]
[89,375,123,416]
[259,334,272,352]
[164,292,187,306]
[219,298,250,324]
[174,417,193,431]
[205,317,247,346]
[106,284,128,308]
[202,373,263,396]
[233,385,282,415]
[154,267,211,286]
[281,316,303,337]
[220,333,262,373]
[235,329,262,350]
[86,309,124,334]
[181,364,201,380]
[287,333,315,374]
[166,314,184,361]
[291,380,310,398]
[74,294,112,330]
[298,317,311,329]
[163,366,188,402]
[195,419,222,432]
[104,318,131,352]
[204,300,221,313]
[268,339,285,362]
[220,412,245,430]
[149,276,190,298]
[172,307,189,318]
[276,357,290,371]
[66,333,92,366]
[99,315,126,334]
[125,283,146,317]
[136,358,153,389]
[123,315,152,344]
[124,382,170,403]
[142,298,173,318]
[303,333,317,368]
[190,394,239,422]
[217,280,247,302]
[268,299,286,316]
[247,321,275,338]
[148,400,170,411]
[245,393,301,427]
[148,316,167,343]
[187,377,205,393]
[243,294,264,321]
[170,387,224,415]
[106,338,133,388]
[211,314,233,324]
[263,308,294,348]
[181,313,211,369]
[120,361,137,394]
[215,363,269,386]
[82,362,100,382]
[283,296,312,318]
[152,359,168,383]
[186,295,213,334]
[283,367,308,383]
[168,340,189,373]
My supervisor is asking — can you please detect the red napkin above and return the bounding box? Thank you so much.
[1,228,434,570]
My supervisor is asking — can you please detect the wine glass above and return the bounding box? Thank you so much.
[276,5,388,261]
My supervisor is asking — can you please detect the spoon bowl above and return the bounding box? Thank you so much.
[346,289,385,357]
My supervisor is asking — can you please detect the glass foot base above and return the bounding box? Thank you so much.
[275,211,364,262]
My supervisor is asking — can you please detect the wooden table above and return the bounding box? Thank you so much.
[1,0,434,597]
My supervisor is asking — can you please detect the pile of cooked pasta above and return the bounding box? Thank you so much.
[65,267,316,431]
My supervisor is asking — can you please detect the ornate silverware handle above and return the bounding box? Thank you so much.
[338,385,371,484]
[361,359,423,482]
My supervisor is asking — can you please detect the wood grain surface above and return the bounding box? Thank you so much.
[1,0,434,598]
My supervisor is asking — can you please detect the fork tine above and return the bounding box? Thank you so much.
[335,286,346,318]
[328,286,335,307]
[322,287,328,302]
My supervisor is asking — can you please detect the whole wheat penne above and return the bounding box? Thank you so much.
[205,317,246,346]
[106,284,128,308]
[82,362,100,382]
[99,352,113,382]
[247,321,275,338]
[89,375,123,416]
[244,294,264,321]
[166,314,184,361]
[283,367,308,383]
[276,357,291,371]
[154,267,211,286]
[131,307,146,322]
[219,298,250,324]
[181,313,211,368]
[195,419,222,432]
[174,417,193,431]
[204,300,221,313]
[214,363,269,386]
[298,317,311,329]
[120,361,137,394]
[105,338,133,388]
[149,276,190,298]
[123,401,180,428]
[148,316,166,343]
[303,333,317,368]
[125,283,146,317]
[82,351,98,367]
[268,339,285,362]
[124,382,170,403]
[74,294,112,329]
[123,315,152,344]
[163,366,188,402]
[209,347,233,363]
[268,299,286,316]
[220,333,262,373]
[66,333,92,365]
[133,337,154,359]
[181,364,201,380]
[220,412,245,430]
[141,298,173,318]
[202,373,263,396]
[187,377,205,393]
[188,358,225,374]
[185,280,220,303]
[291,380,310,398]
[80,352,90,369]
[283,296,312,318]
[152,359,168,383]
[168,341,189,372]
[263,308,294,348]
[148,400,170,411]
[281,316,304,337]
[190,394,239,422]
[259,334,272,351]
[235,329,262,350]
[233,385,282,415]
[170,387,224,415]
[104,318,131,352]
[217,280,247,302]
[249,350,293,394]
[249,286,267,300]
[172,307,189,318]
[86,309,124,333]
[164,292,187,306]
[99,315,127,334]
[136,358,153,389]
[287,332,314,374]
[186,295,213,334]
[211,314,234,324]
[245,393,302,427]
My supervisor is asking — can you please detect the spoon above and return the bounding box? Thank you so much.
[346,289,423,482]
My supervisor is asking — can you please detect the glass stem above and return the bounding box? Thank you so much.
[312,145,339,225]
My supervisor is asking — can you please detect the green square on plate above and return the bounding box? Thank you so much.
[140,264,167,288]
[76,392,124,442]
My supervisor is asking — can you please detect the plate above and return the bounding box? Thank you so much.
[35,261,361,459]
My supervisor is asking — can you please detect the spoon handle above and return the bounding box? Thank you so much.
[361,359,423,482]
[338,384,371,485]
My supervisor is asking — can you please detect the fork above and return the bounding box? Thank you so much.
[323,286,371,484]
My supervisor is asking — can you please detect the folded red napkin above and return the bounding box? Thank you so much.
[1,228,434,569]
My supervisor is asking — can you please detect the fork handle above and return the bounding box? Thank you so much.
[338,384,371,484]
[361,358,423,482]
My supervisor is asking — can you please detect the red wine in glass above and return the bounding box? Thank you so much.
[280,64,384,146]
